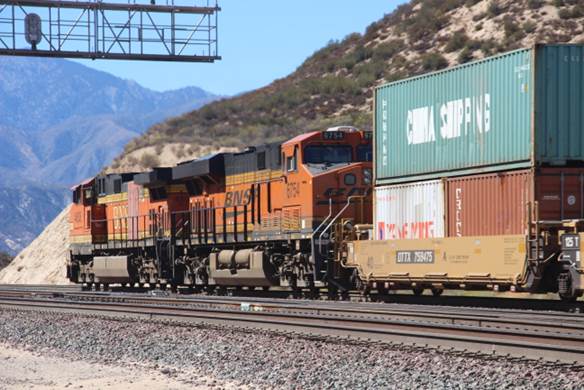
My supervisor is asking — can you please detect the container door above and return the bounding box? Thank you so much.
[537,168,584,221]
[374,180,445,240]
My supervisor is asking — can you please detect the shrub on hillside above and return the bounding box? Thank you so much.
[421,53,449,71]
[523,20,537,34]
[0,251,12,271]
[458,47,474,63]
[372,40,405,61]
[487,0,502,17]
[445,30,469,52]
[140,153,160,169]
[527,0,543,9]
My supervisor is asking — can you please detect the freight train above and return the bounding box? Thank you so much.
[68,44,584,301]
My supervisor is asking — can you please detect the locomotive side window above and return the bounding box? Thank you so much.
[286,147,298,172]
[357,145,373,162]
[97,178,106,196]
[303,145,352,164]
[72,188,80,204]
[113,179,122,194]
[257,151,266,170]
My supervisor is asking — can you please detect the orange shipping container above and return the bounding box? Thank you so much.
[446,168,584,237]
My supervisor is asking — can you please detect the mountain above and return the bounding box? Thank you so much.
[0,56,218,186]
[111,0,584,173]
[0,57,219,253]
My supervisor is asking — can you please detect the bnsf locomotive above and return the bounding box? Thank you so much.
[68,127,373,293]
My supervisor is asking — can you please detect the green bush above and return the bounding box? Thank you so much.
[527,0,543,9]
[458,47,474,64]
[445,31,469,52]
[0,252,13,271]
[140,153,160,169]
[558,8,572,19]
[523,20,537,34]
[487,1,502,17]
[473,12,486,21]
[372,40,405,61]
[421,53,449,71]
[480,39,497,56]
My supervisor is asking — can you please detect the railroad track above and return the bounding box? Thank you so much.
[0,286,583,364]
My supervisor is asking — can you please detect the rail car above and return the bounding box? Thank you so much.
[67,126,373,294]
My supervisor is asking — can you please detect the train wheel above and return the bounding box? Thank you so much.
[558,272,581,302]
[431,287,443,297]
[340,290,350,301]
[412,287,424,296]
[327,286,338,301]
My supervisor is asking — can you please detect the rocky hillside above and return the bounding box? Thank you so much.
[0,206,71,284]
[112,0,584,172]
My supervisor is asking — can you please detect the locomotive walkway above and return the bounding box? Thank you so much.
[0,285,583,364]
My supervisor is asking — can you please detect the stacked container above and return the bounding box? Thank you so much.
[374,44,584,240]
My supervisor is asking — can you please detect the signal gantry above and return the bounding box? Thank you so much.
[0,0,220,62]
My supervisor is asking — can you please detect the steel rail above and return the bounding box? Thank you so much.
[1,286,584,329]
[1,294,584,363]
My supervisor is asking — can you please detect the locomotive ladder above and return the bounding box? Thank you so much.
[312,196,366,290]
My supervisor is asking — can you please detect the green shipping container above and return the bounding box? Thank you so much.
[375,44,584,185]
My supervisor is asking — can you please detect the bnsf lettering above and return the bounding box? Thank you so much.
[407,93,491,145]
[287,183,300,199]
[224,189,251,207]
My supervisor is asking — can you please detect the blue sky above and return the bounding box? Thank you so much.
[73,1,405,95]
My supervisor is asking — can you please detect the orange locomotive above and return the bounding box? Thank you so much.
[68,127,372,292]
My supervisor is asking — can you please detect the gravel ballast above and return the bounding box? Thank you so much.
[0,308,583,389]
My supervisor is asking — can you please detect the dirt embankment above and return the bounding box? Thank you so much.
[0,205,71,284]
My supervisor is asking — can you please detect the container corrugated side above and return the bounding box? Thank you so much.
[446,170,533,237]
[375,48,533,184]
[375,44,584,185]
[374,180,445,240]
[445,167,584,237]
[535,45,584,164]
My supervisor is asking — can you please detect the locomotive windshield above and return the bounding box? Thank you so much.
[303,145,352,164]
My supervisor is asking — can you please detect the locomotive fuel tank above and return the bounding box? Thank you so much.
[91,256,131,284]
[209,249,278,287]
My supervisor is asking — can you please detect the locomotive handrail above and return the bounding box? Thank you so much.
[311,198,333,255]
[318,195,364,252]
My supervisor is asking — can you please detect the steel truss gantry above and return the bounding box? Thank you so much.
[0,0,220,62]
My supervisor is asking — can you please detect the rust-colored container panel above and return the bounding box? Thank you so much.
[446,170,532,237]
[536,168,584,222]
[446,168,584,237]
